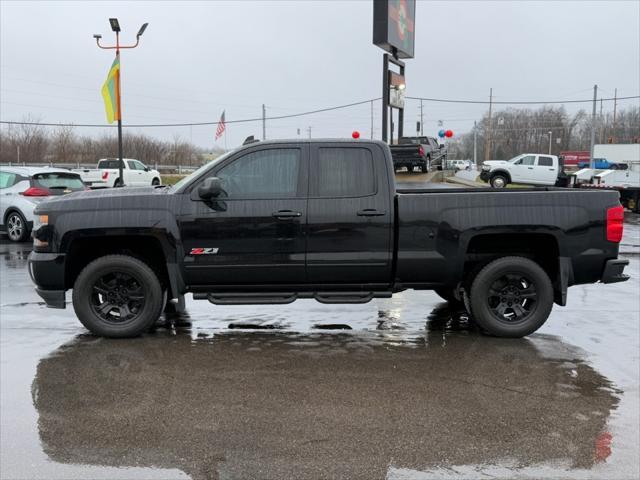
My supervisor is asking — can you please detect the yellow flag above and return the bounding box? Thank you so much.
[101,55,120,123]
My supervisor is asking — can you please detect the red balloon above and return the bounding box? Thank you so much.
[352,131,360,139]
[445,130,454,138]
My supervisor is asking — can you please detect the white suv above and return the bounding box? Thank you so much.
[480,154,560,188]
[0,167,85,242]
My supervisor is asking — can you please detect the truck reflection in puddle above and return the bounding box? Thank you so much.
[32,306,619,480]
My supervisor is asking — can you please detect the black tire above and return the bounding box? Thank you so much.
[468,256,553,338]
[151,178,160,186]
[5,211,30,242]
[72,255,164,338]
[490,174,508,188]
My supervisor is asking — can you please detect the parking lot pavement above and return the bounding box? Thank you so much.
[1,216,638,480]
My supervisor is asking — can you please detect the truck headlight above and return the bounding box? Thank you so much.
[32,215,49,248]
[482,165,490,171]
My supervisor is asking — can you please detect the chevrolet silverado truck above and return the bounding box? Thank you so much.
[390,136,445,173]
[28,139,629,338]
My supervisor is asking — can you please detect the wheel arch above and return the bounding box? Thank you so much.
[63,231,183,298]
[490,169,511,183]
[460,231,569,306]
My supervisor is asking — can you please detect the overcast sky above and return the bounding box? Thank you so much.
[1,0,639,150]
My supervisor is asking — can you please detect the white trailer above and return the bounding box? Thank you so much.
[593,144,640,164]
[574,144,640,212]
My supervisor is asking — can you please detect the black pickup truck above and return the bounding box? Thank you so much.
[28,139,629,338]
[390,136,446,172]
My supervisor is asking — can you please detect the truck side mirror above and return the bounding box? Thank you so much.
[198,177,222,199]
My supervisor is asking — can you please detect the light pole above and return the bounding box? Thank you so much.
[94,19,148,186]
[548,131,553,154]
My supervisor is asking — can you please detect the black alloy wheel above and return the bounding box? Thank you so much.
[486,273,537,323]
[90,271,146,324]
[468,256,553,337]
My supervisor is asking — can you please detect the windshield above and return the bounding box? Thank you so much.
[171,151,233,192]
[507,155,524,163]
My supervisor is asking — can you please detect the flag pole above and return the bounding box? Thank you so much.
[115,33,124,186]
[94,19,148,188]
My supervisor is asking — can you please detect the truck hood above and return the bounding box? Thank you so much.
[483,160,509,167]
[34,186,169,213]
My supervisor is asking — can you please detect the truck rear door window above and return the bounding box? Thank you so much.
[217,148,300,198]
[98,160,120,169]
[538,156,554,166]
[317,147,375,197]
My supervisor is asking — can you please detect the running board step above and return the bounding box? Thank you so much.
[206,293,297,305]
[193,291,392,305]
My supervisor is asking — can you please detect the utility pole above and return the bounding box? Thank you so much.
[589,84,597,168]
[612,88,618,143]
[370,100,374,139]
[484,88,493,161]
[473,120,477,166]
[94,19,148,187]
[420,99,424,136]
[262,104,266,140]
[548,131,553,155]
[599,98,604,143]
[307,126,312,139]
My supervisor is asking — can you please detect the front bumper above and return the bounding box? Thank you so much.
[28,251,67,308]
[479,170,490,182]
[600,259,629,284]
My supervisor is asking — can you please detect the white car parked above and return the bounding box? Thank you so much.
[0,167,85,242]
[73,158,161,188]
[480,153,561,188]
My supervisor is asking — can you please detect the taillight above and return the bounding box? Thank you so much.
[20,187,50,197]
[101,171,109,180]
[606,205,624,243]
[419,146,425,157]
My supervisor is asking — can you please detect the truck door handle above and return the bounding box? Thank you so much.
[528,167,534,169]
[357,209,386,217]
[272,210,302,219]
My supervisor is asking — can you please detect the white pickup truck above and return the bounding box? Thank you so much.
[480,153,561,188]
[73,158,161,188]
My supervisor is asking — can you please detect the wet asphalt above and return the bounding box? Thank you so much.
[0,204,639,479]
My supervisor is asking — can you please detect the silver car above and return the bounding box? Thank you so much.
[0,167,85,242]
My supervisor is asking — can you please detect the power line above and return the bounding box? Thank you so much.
[406,95,640,105]
[0,98,381,128]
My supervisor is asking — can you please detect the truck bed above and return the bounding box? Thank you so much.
[395,187,621,287]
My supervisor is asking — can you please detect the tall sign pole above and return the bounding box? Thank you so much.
[94,19,148,187]
[373,0,416,144]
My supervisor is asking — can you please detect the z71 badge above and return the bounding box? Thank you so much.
[189,248,219,255]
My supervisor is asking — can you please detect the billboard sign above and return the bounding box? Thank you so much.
[373,0,416,59]
[388,71,405,108]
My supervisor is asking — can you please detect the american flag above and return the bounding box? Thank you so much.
[215,110,226,140]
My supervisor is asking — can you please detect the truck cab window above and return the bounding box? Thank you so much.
[317,147,375,197]
[538,156,554,167]
[217,148,300,198]
[517,155,536,166]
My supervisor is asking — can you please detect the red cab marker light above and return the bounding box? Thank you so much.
[20,187,50,197]
[352,131,360,139]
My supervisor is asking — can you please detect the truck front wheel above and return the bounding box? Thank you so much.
[468,256,553,338]
[490,174,508,188]
[72,255,164,338]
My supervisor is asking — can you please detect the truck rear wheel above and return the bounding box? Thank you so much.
[468,256,553,338]
[72,255,164,338]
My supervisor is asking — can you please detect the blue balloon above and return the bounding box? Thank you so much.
[438,129,446,138]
